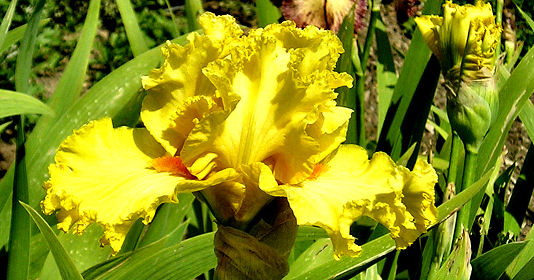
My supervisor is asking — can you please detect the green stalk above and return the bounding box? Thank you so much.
[185,0,203,32]
[476,221,485,257]
[447,133,461,186]
[495,0,504,28]
[356,0,381,145]
[6,116,30,280]
[361,0,380,68]
[164,0,180,37]
[454,150,477,241]
[495,0,504,59]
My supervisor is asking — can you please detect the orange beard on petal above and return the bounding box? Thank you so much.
[151,156,197,179]
[308,163,330,181]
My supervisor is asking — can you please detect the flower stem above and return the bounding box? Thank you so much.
[447,133,461,186]
[454,150,478,241]
[495,0,504,59]
[165,0,181,37]
[185,0,203,32]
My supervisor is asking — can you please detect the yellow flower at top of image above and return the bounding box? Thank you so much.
[415,0,501,82]
[41,12,438,259]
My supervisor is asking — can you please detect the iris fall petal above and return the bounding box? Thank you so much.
[263,145,437,259]
[42,118,237,253]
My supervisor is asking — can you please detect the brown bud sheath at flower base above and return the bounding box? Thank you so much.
[42,13,438,279]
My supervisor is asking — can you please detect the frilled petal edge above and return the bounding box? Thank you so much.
[141,12,242,155]
[42,118,238,253]
[269,144,437,259]
[414,16,442,60]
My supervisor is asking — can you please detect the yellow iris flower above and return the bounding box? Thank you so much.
[42,13,437,259]
[415,0,501,81]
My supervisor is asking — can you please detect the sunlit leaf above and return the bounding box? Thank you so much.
[376,0,442,162]
[256,0,281,27]
[31,0,101,137]
[0,89,54,118]
[519,100,534,143]
[116,0,149,56]
[375,16,397,137]
[471,241,528,280]
[335,6,357,144]
[83,231,215,280]
[138,193,195,247]
[21,202,83,280]
[7,1,46,279]
[0,0,17,50]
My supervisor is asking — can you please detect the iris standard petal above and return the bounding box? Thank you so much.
[181,22,352,185]
[141,13,243,155]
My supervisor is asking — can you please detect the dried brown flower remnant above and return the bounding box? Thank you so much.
[281,0,367,33]
[395,0,421,23]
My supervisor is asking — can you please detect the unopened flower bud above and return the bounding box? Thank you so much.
[446,77,498,153]
[415,1,501,82]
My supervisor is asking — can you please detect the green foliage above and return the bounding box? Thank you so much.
[514,0,534,57]
[21,202,84,280]
[0,0,533,279]
[0,89,54,118]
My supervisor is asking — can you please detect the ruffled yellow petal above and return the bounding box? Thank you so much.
[441,1,495,70]
[141,13,242,155]
[141,41,216,155]
[462,17,502,80]
[263,21,345,74]
[400,158,438,233]
[181,22,352,185]
[269,145,437,259]
[42,118,238,253]
[197,12,244,50]
[306,106,352,163]
[414,16,442,60]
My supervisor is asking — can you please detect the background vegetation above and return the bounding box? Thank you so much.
[1,0,534,279]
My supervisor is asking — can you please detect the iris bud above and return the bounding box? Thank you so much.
[446,77,498,153]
